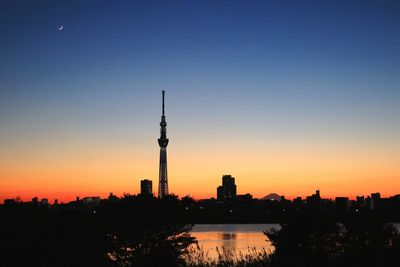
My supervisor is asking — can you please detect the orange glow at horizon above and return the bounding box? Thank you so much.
[1,133,400,203]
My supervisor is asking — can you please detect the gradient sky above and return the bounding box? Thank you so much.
[1,0,400,202]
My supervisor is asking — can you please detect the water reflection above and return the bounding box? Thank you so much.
[221,232,237,253]
[190,224,279,259]
[222,232,236,240]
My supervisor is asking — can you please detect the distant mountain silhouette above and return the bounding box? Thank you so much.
[261,193,281,201]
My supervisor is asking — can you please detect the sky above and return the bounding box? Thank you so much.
[1,0,400,202]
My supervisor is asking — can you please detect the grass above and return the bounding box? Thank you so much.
[184,244,273,267]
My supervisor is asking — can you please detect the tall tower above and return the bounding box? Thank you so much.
[158,90,169,198]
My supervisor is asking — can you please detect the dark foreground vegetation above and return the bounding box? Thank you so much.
[1,195,400,267]
[266,211,400,267]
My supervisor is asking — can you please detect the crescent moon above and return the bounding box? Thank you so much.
[58,25,64,31]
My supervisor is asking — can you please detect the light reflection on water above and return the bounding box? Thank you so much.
[190,224,280,259]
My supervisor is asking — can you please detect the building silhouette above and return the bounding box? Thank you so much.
[306,189,321,208]
[158,90,169,198]
[217,175,237,202]
[335,197,349,210]
[82,196,100,207]
[140,179,153,196]
[356,195,365,208]
[370,192,381,209]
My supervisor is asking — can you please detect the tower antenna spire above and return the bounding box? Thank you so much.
[162,90,165,116]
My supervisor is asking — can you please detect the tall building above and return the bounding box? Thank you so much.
[158,90,169,198]
[141,179,153,196]
[217,175,237,202]
[371,192,381,209]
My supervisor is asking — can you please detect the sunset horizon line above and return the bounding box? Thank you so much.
[2,190,397,205]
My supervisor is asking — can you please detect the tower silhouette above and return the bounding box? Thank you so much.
[158,90,169,198]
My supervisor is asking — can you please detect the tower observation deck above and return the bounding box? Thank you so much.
[158,90,169,198]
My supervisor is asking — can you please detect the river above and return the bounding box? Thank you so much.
[190,224,280,259]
